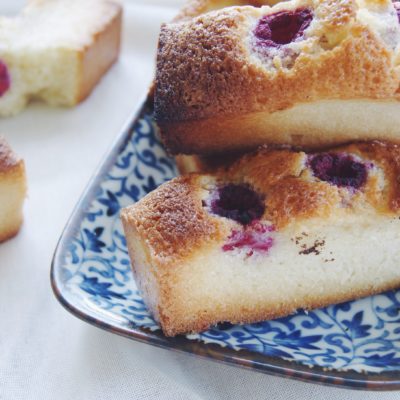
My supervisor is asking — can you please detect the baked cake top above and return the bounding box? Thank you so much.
[122,141,400,264]
[0,137,23,174]
[155,0,400,122]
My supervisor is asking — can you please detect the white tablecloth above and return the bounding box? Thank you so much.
[0,1,399,399]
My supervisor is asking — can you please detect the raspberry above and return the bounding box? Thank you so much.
[0,61,10,97]
[211,184,265,225]
[222,221,275,256]
[309,153,368,189]
[255,8,313,47]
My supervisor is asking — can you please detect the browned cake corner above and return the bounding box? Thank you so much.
[0,138,22,173]
[122,175,225,262]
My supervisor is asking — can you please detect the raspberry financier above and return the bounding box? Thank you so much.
[0,0,122,117]
[156,0,400,154]
[121,142,400,336]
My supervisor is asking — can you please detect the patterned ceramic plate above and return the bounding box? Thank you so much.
[51,99,400,391]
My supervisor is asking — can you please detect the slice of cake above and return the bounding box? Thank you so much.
[122,141,400,336]
[0,138,27,242]
[156,0,400,154]
[0,0,122,117]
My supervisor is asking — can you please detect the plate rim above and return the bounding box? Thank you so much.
[50,98,400,391]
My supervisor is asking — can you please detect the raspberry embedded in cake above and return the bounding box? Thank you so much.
[210,184,265,225]
[0,61,10,97]
[309,153,368,189]
[254,8,313,47]
[222,221,275,256]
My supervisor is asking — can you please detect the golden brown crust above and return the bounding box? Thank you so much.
[121,175,225,263]
[174,144,301,174]
[156,0,400,154]
[243,141,400,225]
[334,141,400,211]
[123,141,400,256]
[126,141,400,253]
[156,2,398,123]
[229,148,305,188]
[228,148,343,227]
[0,137,22,174]
[266,178,341,228]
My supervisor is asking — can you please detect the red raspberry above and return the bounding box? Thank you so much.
[255,8,313,47]
[0,61,10,97]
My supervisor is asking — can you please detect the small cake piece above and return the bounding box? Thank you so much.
[156,0,400,154]
[0,138,27,242]
[0,0,122,117]
[122,141,400,336]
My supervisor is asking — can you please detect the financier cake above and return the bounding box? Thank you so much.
[156,0,400,154]
[0,0,122,117]
[121,141,400,336]
[0,138,27,242]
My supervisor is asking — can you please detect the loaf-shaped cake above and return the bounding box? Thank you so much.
[122,141,400,336]
[0,138,27,242]
[0,0,122,117]
[156,0,400,154]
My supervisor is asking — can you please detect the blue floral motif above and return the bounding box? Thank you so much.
[142,176,158,193]
[98,190,120,217]
[80,275,127,300]
[83,227,106,253]
[375,291,400,320]
[342,311,371,339]
[363,352,400,367]
[57,106,400,374]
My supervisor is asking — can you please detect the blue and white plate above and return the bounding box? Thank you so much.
[51,99,400,390]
